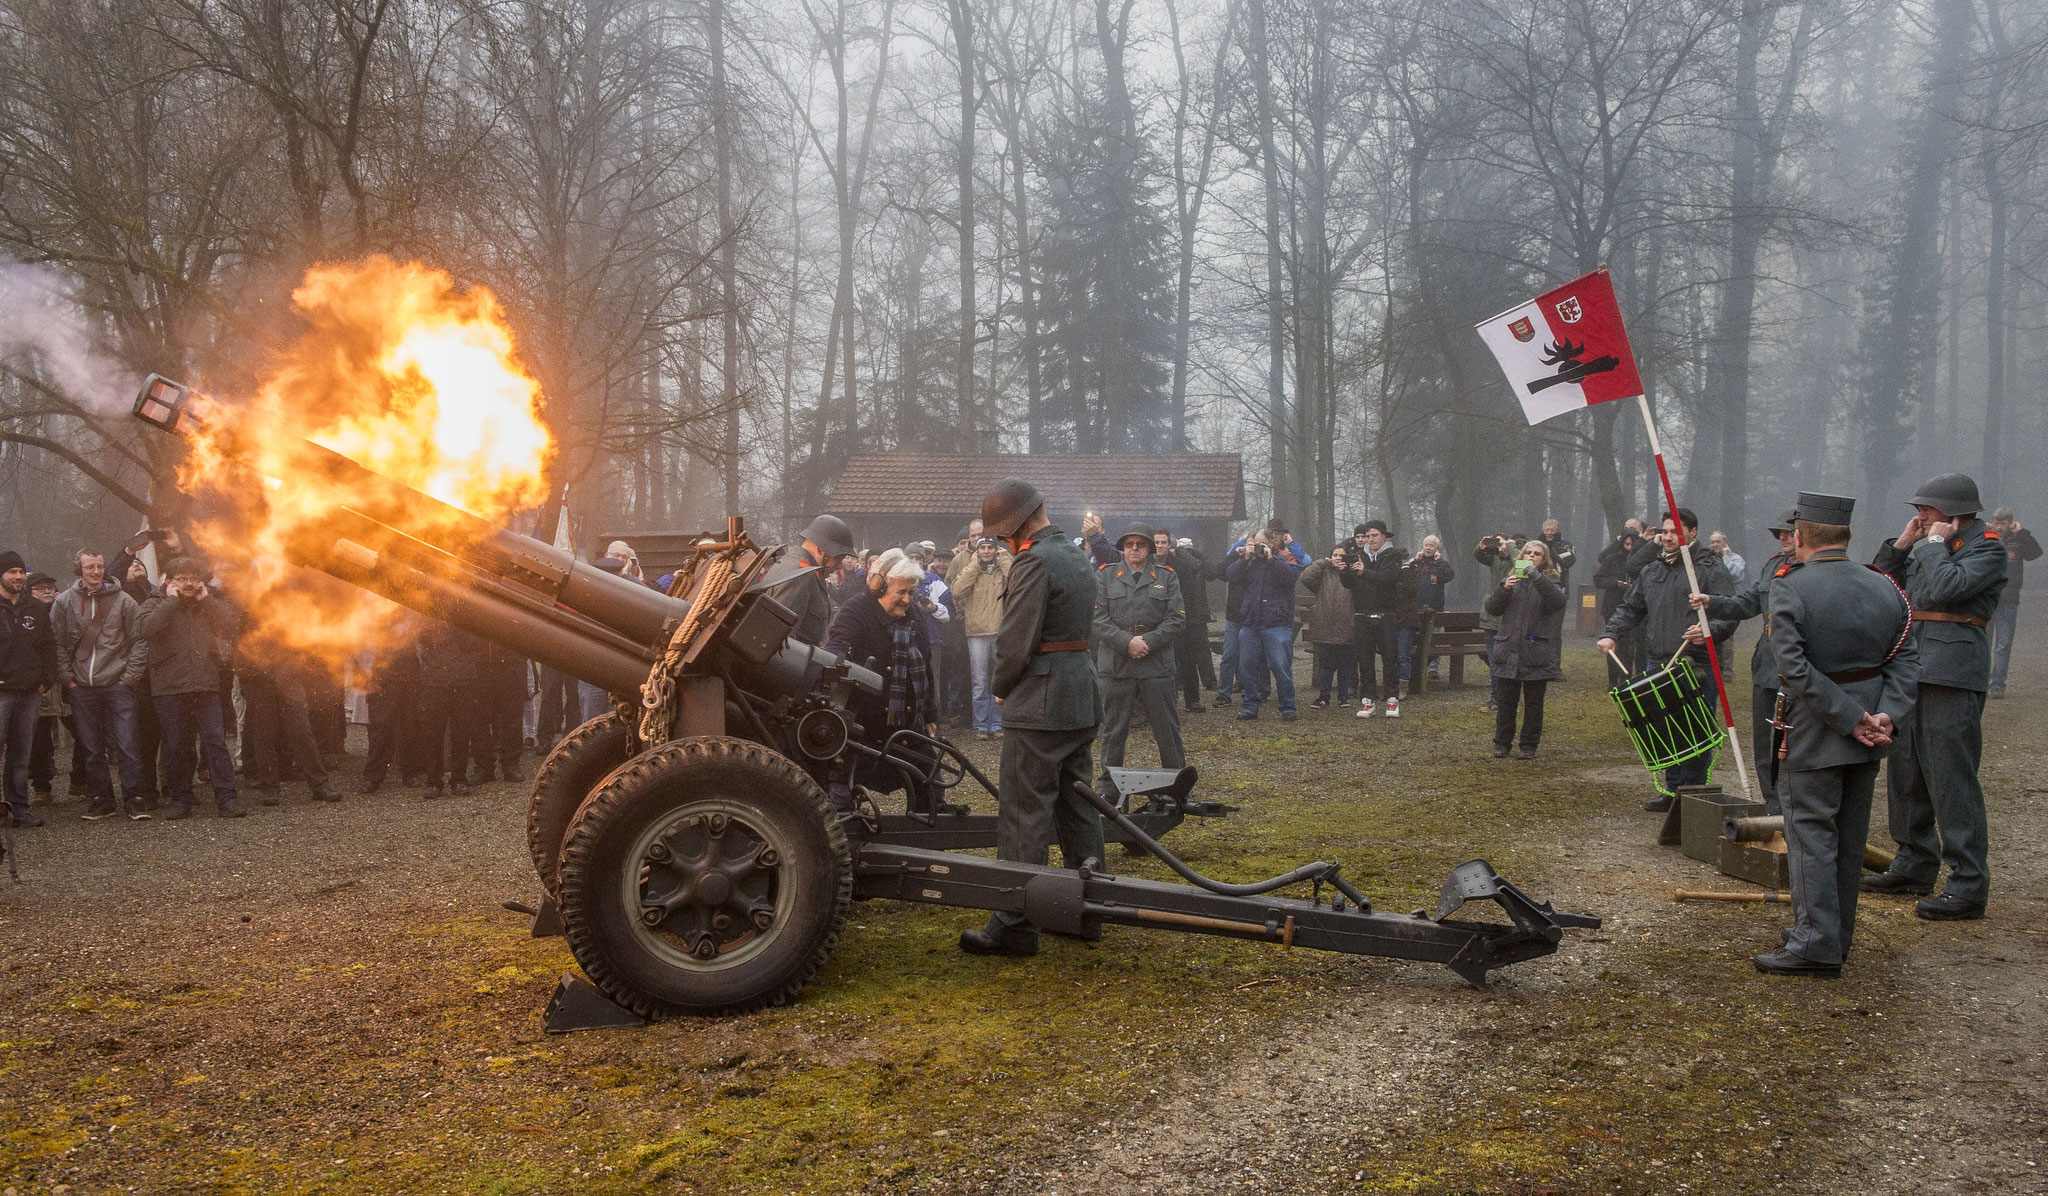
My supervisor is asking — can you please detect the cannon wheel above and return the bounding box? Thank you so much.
[526,712,636,901]
[556,737,853,1018]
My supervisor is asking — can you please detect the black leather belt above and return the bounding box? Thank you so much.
[1824,666,1881,684]
[1118,623,1160,635]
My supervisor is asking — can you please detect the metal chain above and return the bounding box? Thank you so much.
[638,555,733,746]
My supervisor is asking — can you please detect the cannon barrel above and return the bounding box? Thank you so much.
[132,374,878,704]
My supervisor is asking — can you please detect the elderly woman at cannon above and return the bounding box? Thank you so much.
[823,549,941,813]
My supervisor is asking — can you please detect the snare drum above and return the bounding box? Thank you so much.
[1610,659,1725,773]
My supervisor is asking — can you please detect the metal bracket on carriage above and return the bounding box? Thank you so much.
[1103,765,1237,820]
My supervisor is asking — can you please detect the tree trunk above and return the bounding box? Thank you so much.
[947,0,976,444]
[1244,0,1290,524]
[1859,0,1973,511]
[709,0,741,515]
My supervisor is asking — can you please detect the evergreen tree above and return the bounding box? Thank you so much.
[1035,86,1178,453]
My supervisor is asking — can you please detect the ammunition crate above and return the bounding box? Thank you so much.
[1680,788,1765,864]
[1720,835,1792,889]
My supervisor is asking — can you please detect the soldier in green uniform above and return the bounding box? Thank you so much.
[1694,507,1799,814]
[960,478,1106,957]
[1092,523,1187,800]
[1752,493,1918,977]
[1861,473,2007,920]
[768,514,858,646]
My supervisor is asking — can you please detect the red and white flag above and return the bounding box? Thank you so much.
[1475,269,1645,425]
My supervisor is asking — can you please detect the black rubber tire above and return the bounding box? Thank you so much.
[556,737,852,1018]
[526,712,635,900]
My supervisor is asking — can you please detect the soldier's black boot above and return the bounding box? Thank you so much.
[1752,948,1840,978]
[1914,894,1985,921]
[960,921,1038,957]
[1859,870,1933,897]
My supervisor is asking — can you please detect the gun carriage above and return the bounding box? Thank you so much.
[136,374,1598,1020]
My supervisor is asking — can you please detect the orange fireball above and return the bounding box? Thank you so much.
[177,256,553,670]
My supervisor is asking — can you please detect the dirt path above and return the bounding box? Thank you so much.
[985,620,2048,1196]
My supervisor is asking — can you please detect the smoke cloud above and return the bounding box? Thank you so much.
[0,261,131,415]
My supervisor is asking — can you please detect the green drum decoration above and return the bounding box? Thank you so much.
[1610,659,1723,794]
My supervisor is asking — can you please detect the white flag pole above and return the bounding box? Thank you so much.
[1635,394,1752,799]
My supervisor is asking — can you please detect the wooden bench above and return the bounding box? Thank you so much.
[1410,610,1489,694]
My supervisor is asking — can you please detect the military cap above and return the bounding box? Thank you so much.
[1905,473,1983,518]
[1793,492,1855,525]
[800,514,857,559]
[1114,522,1155,551]
[980,477,1045,537]
[1766,508,1798,534]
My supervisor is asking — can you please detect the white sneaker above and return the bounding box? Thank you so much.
[1357,701,1375,718]
[1385,697,1401,718]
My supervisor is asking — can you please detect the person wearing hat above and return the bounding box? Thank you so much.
[1341,520,1404,718]
[136,556,244,820]
[1748,492,1918,977]
[771,514,858,646]
[1092,522,1186,799]
[960,478,1104,957]
[1692,507,1801,814]
[1596,507,1738,811]
[1,551,60,827]
[1862,473,2007,920]
[946,535,1012,737]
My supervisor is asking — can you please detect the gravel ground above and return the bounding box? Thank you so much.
[1,605,2042,1194]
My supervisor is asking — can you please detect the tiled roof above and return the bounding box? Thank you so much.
[828,453,1245,520]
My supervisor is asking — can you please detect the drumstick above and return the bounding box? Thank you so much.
[1605,648,1629,675]
[1674,889,1789,903]
[1663,641,1690,673]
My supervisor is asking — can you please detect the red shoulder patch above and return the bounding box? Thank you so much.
[1774,564,1791,579]
[1984,529,2001,540]
[1157,563,1174,572]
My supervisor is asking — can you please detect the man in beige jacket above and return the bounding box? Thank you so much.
[947,536,1012,737]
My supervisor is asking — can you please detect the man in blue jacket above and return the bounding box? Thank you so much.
[1225,529,1304,721]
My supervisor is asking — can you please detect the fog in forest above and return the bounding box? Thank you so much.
[2,0,2043,597]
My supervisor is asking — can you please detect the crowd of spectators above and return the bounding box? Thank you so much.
[13,503,1788,827]
[0,531,608,826]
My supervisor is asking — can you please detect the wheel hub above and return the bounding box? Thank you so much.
[635,811,783,963]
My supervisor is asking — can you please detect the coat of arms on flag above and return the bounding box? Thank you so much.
[1474,269,1645,424]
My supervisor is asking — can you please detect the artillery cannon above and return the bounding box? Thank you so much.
[136,374,1599,1020]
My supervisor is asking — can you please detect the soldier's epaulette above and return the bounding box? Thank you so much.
[1984,529,2001,541]
[1158,563,1174,572]
[1774,562,1793,579]
[1098,562,1112,571]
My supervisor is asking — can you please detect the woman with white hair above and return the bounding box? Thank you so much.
[822,550,940,811]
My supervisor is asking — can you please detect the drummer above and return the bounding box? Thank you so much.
[1690,507,1799,815]
[1748,492,1917,978]
[1596,507,1738,811]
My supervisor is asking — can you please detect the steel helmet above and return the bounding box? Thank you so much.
[1905,473,1983,518]
[800,514,857,559]
[980,477,1045,538]
[1114,522,1155,551]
